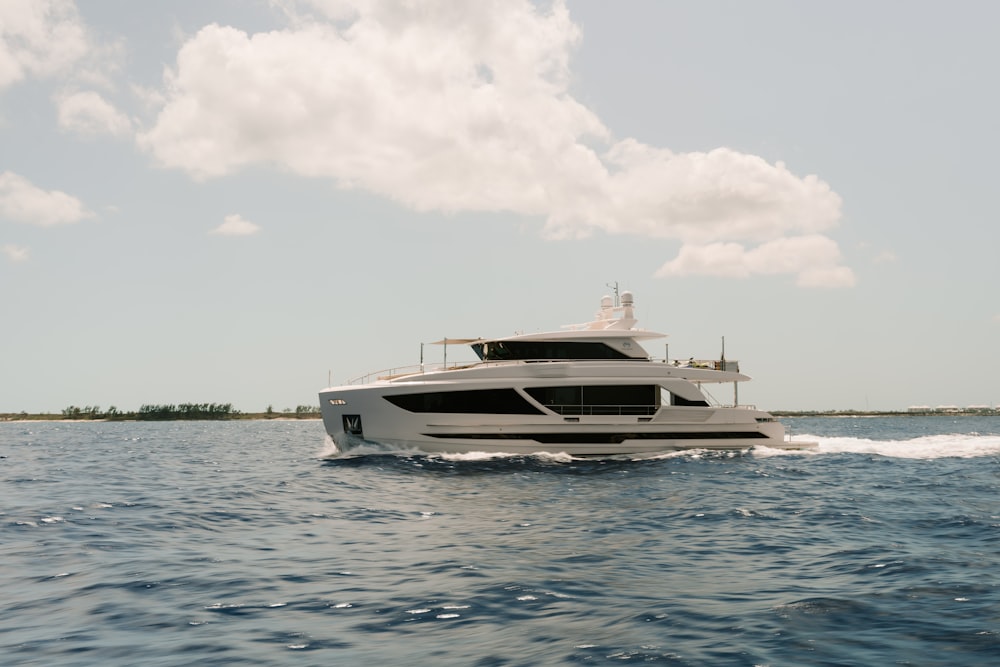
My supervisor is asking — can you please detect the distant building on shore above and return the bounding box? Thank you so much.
[906,405,996,414]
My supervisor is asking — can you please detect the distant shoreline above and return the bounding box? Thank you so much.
[0,413,321,422]
[3,410,997,423]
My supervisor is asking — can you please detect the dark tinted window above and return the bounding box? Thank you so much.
[671,393,710,407]
[583,385,655,407]
[525,385,659,415]
[385,389,543,414]
[471,340,633,361]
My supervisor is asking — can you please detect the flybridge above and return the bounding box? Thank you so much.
[471,290,663,361]
[347,291,741,384]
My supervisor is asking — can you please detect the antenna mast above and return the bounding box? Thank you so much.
[606,281,620,307]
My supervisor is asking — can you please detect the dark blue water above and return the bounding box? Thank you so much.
[2,417,999,666]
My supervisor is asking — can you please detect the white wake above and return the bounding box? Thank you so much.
[754,433,1000,459]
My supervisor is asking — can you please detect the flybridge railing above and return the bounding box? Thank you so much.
[347,361,482,385]
[347,358,640,385]
[345,357,741,386]
[662,359,741,372]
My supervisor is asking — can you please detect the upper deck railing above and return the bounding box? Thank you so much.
[346,357,740,386]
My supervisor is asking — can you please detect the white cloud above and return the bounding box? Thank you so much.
[0,171,93,226]
[542,141,843,243]
[873,250,898,264]
[656,236,857,288]
[0,0,90,90]
[211,214,261,236]
[139,1,597,206]
[56,90,132,136]
[2,243,29,262]
[139,0,852,287]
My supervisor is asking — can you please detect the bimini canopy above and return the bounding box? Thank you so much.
[428,338,483,345]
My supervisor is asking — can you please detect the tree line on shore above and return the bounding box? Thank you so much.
[43,403,322,420]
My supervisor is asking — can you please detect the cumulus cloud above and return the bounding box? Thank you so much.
[139,0,853,287]
[543,141,843,244]
[655,236,856,288]
[2,243,29,262]
[0,171,93,226]
[139,1,598,209]
[0,0,90,90]
[56,90,132,136]
[211,213,261,236]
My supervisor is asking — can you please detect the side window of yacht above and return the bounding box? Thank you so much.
[385,389,544,414]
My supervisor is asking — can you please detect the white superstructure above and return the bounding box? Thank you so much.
[319,292,814,456]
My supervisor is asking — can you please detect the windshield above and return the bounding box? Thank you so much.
[471,340,635,361]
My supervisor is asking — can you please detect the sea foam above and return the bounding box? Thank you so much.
[757,433,1000,459]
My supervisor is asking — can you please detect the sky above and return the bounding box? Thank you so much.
[2,0,998,413]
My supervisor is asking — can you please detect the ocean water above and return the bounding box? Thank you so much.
[2,417,999,666]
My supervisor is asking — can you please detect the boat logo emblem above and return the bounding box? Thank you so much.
[343,414,363,436]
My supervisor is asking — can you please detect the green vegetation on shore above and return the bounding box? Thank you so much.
[1,403,321,422]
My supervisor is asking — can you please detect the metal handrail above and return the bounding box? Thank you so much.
[345,356,743,386]
[347,358,645,385]
[347,361,485,385]
[543,404,659,416]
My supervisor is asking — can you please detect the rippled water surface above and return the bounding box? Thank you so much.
[2,417,999,665]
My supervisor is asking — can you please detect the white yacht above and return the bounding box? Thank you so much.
[319,292,814,456]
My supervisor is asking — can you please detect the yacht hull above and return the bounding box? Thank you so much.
[319,384,812,456]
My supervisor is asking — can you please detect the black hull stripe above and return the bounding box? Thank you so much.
[422,431,769,445]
